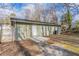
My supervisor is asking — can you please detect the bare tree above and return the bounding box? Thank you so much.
[63,3,73,31]
[34,4,45,21]
[24,4,59,36]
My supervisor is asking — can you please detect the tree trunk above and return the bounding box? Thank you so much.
[68,24,71,31]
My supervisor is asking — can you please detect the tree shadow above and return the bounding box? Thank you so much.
[15,26,31,56]
[15,41,31,56]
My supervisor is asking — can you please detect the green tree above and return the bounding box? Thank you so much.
[63,3,72,31]
[67,10,72,31]
[61,10,72,32]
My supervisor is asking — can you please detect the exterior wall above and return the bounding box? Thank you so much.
[57,27,61,34]
[46,26,49,36]
[42,26,56,36]
[37,25,43,37]
[1,24,13,42]
[32,25,43,37]
[0,23,61,42]
[42,26,50,36]
[50,26,55,35]
[15,24,32,41]
[32,25,56,37]
[15,24,60,40]
[32,25,37,37]
[15,24,58,40]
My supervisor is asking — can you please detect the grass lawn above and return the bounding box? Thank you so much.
[49,34,79,55]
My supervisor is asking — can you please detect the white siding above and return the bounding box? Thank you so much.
[32,25,37,37]
[1,25,13,42]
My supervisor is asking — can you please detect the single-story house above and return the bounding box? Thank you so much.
[0,17,61,43]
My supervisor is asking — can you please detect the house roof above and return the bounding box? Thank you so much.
[10,18,60,26]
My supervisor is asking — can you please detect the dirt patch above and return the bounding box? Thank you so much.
[0,39,42,56]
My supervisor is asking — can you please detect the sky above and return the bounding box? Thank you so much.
[0,3,79,26]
